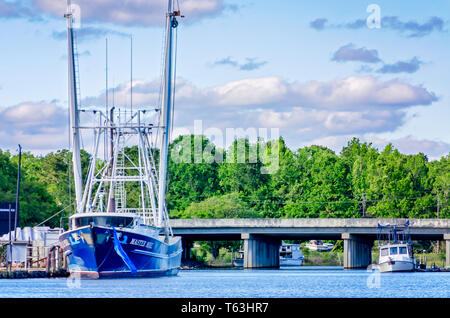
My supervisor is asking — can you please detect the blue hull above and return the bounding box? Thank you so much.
[59,226,182,279]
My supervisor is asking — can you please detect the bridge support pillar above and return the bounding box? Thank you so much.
[445,234,450,269]
[241,234,280,268]
[342,233,373,269]
[182,240,193,261]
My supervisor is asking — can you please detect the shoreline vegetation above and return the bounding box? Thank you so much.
[0,136,448,265]
[0,136,448,229]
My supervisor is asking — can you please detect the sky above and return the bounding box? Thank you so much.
[0,0,449,160]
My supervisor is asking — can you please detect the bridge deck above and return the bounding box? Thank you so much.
[170,218,450,240]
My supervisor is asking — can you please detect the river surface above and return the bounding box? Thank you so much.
[0,267,449,298]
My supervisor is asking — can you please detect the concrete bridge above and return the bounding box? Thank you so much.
[170,218,450,269]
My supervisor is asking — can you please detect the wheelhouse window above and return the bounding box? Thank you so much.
[74,216,134,228]
[390,247,398,255]
[399,246,408,255]
[380,248,389,257]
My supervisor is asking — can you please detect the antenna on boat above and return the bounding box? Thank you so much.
[105,37,109,161]
[130,34,133,119]
[112,77,115,109]
[106,38,108,116]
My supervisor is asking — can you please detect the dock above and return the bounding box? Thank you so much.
[0,268,68,279]
[0,226,68,278]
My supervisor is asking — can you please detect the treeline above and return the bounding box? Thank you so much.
[167,136,449,220]
[0,136,448,228]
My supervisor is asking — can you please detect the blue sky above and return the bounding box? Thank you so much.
[0,0,449,159]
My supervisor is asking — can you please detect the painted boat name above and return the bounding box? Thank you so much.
[130,238,154,249]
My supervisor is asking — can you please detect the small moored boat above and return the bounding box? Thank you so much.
[305,240,334,252]
[279,243,304,266]
[232,243,304,267]
[377,221,415,273]
[231,250,244,267]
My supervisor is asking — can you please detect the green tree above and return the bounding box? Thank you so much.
[167,135,221,216]
[1,151,60,227]
[266,137,298,217]
[217,138,271,218]
[364,144,435,218]
[281,145,358,218]
[0,150,18,206]
[427,154,450,218]
[180,192,258,219]
[181,192,256,260]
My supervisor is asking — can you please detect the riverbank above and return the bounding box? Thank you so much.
[189,248,447,268]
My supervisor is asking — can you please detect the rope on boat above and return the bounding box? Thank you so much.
[33,204,73,228]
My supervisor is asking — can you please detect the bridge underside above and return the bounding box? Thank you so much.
[181,233,376,269]
[179,232,450,269]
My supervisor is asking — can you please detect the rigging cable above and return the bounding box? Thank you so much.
[34,204,74,228]
[170,19,178,142]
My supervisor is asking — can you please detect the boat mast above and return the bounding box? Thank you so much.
[158,0,181,228]
[65,0,83,213]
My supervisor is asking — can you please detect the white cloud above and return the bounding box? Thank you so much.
[2,74,441,158]
[288,76,436,110]
[86,75,436,111]
[80,75,437,151]
[212,77,287,106]
[1,102,65,125]
[300,135,449,160]
[299,135,356,153]
[33,0,228,26]
[201,75,436,110]
[368,135,450,160]
[0,102,68,151]
[255,108,405,144]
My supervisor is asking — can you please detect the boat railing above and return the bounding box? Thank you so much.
[377,221,412,244]
[116,208,156,224]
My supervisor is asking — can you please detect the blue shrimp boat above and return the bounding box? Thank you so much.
[60,213,182,278]
[59,0,183,278]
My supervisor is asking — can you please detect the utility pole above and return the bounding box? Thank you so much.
[8,204,12,273]
[437,192,440,253]
[362,193,367,218]
[14,144,21,241]
[437,192,440,218]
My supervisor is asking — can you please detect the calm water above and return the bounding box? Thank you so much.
[0,267,449,298]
